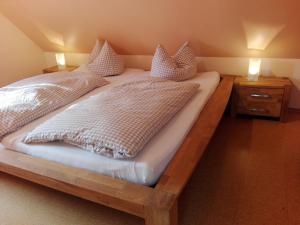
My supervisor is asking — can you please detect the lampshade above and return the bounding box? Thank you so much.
[55,53,66,68]
[248,58,261,81]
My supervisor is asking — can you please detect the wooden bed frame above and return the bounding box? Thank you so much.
[0,75,234,225]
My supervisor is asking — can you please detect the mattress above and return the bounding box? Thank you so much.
[1,68,220,186]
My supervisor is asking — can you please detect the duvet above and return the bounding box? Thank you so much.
[0,71,108,138]
[24,78,200,159]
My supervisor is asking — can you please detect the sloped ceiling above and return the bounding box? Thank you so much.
[1,0,300,58]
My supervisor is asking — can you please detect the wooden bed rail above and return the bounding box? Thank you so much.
[144,75,234,225]
[0,149,153,218]
[0,75,234,225]
[156,76,234,195]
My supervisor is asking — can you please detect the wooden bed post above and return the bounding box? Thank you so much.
[145,190,178,225]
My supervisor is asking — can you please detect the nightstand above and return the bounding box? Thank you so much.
[231,76,292,121]
[43,65,78,74]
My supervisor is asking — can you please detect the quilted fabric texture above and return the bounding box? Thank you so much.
[151,42,197,81]
[87,41,124,76]
[24,78,199,160]
[88,40,103,64]
[0,71,108,139]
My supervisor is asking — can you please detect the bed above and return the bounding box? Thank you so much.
[0,68,233,225]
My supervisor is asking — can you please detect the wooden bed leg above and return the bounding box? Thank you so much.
[145,190,178,225]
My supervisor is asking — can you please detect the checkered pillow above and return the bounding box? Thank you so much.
[151,42,197,81]
[88,40,103,64]
[87,41,124,76]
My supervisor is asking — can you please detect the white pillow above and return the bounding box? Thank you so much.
[87,41,125,76]
[88,40,103,64]
[151,42,197,81]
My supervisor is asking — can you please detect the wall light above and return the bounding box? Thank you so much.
[56,53,66,69]
[248,58,261,81]
[243,21,285,51]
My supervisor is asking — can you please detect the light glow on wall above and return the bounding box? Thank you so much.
[243,21,285,50]
[33,21,65,47]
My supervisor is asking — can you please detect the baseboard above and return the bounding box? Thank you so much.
[288,108,300,113]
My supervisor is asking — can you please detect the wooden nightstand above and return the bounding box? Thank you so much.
[231,76,292,121]
[43,65,78,74]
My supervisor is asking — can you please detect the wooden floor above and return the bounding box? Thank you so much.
[180,111,300,225]
[0,112,299,225]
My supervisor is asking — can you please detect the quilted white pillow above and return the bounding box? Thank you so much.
[87,41,124,76]
[88,40,103,64]
[151,42,197,81]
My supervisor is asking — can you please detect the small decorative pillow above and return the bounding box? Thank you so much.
[87,41,125,76]
[88,40,103,64]
[151,42,197,81]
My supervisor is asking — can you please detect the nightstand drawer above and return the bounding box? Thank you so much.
[237,87,284,103]
[237,87,284,117]
[237,102,282,117]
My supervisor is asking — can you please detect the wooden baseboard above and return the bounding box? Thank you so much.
[288,108,300,113]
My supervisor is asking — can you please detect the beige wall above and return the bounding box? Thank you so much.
[0,13,45,86]
[1,0,300,58]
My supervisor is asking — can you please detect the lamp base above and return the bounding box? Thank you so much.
[58,65,66,70]
[247,75,259,81]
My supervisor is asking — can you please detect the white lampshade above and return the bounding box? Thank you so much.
[248,58,261,81]
[55,53,66,68]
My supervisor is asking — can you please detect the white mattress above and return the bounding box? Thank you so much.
[1,68,220,186]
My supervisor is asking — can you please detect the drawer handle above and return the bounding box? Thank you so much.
[250,93,271,99]
[248,108,266,112]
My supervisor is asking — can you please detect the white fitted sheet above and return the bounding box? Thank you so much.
[1,69,220,186]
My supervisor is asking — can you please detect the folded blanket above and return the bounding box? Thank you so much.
[0,71,108,138]
[24,78,200,159]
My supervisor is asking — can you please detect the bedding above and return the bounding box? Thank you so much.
[151,42,197,81]
[87,41,124,76]
[1,70,220,185]
[23,78,199,159]
[0,71,108,138]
